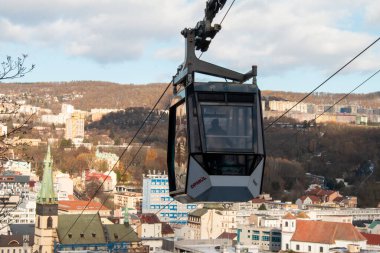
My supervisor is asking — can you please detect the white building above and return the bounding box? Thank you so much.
[54,173,74,200]
[187,207,238,240]
[41,113,66,125]
[114,191,142,213]
[142,171,197,224]
[0,123,7,137]
[269,100,308,113]
[61,103,74,117]
[237,225,281,252]
[95,149,119,170]
[281,214,366,253]
[19,105,40,115]
[3,160,32,176]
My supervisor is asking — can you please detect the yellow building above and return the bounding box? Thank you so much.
[65,112,85,141]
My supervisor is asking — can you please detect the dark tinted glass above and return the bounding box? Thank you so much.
[174,102,188,191]
[194,154,263,175]
[201,105,253,152]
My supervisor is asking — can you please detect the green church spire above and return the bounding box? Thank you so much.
[37,145,57,204]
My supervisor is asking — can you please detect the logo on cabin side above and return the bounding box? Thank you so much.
[191,176,207,189]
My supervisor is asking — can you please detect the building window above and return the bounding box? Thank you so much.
[320,247,323,252]
[47,216,53,228]
[286,244,289,250]
[296,245,300,251]
[308,246,311,251]
[285,221,288,227]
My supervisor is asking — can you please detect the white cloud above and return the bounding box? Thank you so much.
[0,0,378,75]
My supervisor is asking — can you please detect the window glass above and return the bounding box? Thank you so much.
[201,105,253,152]
[174,102,188,191]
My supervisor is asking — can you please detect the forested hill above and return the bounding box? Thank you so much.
[1,81,380,112]
[88,106,380,207]
[0,81,170,112]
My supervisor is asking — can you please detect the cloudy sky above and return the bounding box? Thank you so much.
[1,0,379,93]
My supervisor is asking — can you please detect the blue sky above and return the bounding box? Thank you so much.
[1,0,379,93]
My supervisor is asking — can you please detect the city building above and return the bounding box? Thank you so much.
[65,112,85,142]
[142,171,197,224]
[268,100,308,113]
[33,146,58,253]
[187,206,237,240]
[137,213,175,252]
[19,104,40,115]
[361,233,380,251]
[281,217,366,253]
[85,171,113,192]
[55,213,142,252]
[3,160,32,176]
[0,235,33,253]
[237,225,281,252]
[367,220,380,234]
[90,108,122,122]
[54,172,74,200]
[114,191,142,213]
[41,114,66,125]
[95,149,119,170]
[58,200,111,217]
[0,123,7,137]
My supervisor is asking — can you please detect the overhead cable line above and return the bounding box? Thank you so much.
[264,36,380,131]
[75,103,171,243]
[220,0,236,24]
[75,0,239,239]
[61,81,172,241]
[199,0,237,59]
[271,67,380,150]
[115,199,176,243]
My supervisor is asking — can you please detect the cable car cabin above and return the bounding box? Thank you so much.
[167,81,265,203]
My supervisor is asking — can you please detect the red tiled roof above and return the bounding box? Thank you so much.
[296,211,310,219]
[333,196,345,202]
[283,212,296,219]
[58,200,109,211]
[251,198,266,204]
[217,232,237,240]
[361,233,380,245]
[306,187,335,197]
[138,213,161,224]
[86,172,111,181]
[161,222,174,235]
[291,220,366,244]
[299,195,321,204]
[67,195,76,200]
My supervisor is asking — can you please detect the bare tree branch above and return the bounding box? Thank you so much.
[0,54,35,81]
[0,54,35,221]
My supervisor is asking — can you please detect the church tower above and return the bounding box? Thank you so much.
[33,146,58,253]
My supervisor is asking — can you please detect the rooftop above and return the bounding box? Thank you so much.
[104,224,140,242]
[291,220,366,244]
[139,213,161,224]
[368,220,380,229]
[57,214,106,244]
[189,208,208,217]
[58,200,110,211]
[282,212,296,219]
[361,233,380,245]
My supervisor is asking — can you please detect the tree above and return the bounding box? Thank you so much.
[85,180,103,199]
[258,204,267,210]
[0,54,35,161]
[0,55,35,222]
